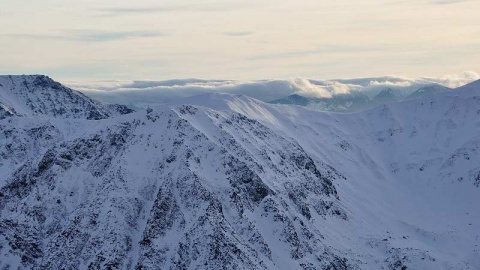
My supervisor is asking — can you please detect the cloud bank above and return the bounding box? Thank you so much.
[430,71,480,88]
[67,71,479,109]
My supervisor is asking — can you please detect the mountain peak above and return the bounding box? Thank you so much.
[461,79,480,89]
[449,79,480,98]
[372,88,399,104]
[378,87,396,95]
[31,75,62,89]
[405,84,449,100]
[0,74,55,84]
[0,75,133,119]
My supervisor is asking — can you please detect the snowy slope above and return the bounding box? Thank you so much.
[405,84,450,100]
[0,75,133,119]
[448,79,480,98]
[371,88,399,105]
[165,92,480,269]
[1,77,480,269]
[271,92,371,112]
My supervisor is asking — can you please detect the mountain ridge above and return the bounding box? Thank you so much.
[270,82,466,112]
[0,75,133,120]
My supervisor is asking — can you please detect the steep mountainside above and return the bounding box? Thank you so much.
[372,88,398,105]
[0,102,347,270]
[1,77,480,270]
[0,75,133,119]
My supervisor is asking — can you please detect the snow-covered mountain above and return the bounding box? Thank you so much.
[0,75,133,120]
[1,76,480,269]
[371,88,399,105]
[448,79,480,98]
[270,84,453,112]
[271,91,371,112]
[405,84,451,100]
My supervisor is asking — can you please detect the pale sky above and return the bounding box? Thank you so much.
[1,0,479,81]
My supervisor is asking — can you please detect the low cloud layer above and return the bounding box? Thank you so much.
[67,71,479,109]
[430,71,480,88]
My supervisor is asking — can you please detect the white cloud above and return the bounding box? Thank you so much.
[429,71,480,88]
[368,80,414,87]
[289,78,332,98]
[70,79,297,108]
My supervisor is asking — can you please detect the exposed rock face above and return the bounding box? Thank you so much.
[0,102,347,269]
[0,103,18,119]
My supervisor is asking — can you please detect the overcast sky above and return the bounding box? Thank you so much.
[1,0,478,81]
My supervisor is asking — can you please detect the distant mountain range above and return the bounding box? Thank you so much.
[271,84,451,112]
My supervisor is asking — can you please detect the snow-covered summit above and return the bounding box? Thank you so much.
[0,75,133,119]
[405,84,450,100]
[450,79,480,98]
[372,88,399,105]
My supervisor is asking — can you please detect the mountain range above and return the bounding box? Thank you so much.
[271,84,451,112]
[1,75,479,269]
